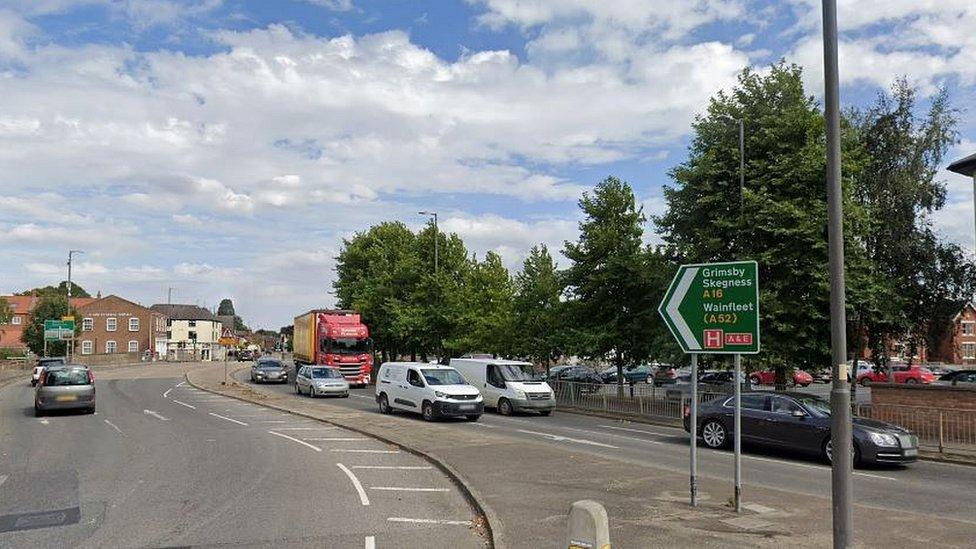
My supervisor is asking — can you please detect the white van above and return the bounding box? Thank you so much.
[450,358,555,416]
[374,362,484,421]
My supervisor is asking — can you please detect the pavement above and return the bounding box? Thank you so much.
[179,361,976,548]
[0,362,487,548]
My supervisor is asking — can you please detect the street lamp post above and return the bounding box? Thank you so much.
[947,152,976,255]
[67,250,84,300]
[418,211,438,273]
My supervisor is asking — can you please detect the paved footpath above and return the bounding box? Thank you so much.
[188,362,976,549]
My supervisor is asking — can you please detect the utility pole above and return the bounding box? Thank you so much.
[822,1,853,547]
[418,211,439,273]
[67,250,84,300]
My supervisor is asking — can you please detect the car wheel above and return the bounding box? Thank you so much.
[701,420,728,449]
[498,398,513,416]
[309,386,317,398]
[34,406,42,417]
[31,380,36,387]
[378,393,391,414]
[295,382,301,395]
[88,406,96,414]
[539,410,552,416]
[466,415,480,422]
[823,438,861,467]
[342,393,350,398]
[422,401,435,421]
[905,378,918,384]
[860,378,871,387]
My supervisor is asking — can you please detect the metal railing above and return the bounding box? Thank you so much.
[857,403,976,456]
[551,380,728,424]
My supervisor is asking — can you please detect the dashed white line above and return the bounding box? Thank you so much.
[274,427,339,431]
[162,387,174,398]
[599,424,678,438]
[175,381,186,388]
[515,429,619,449]
[268,431,322,452]
[370,487,450,492]
[331,449,400,454]
[143,409,170,421]
[350,394,373,399]
[208,412,247,426]
[365,536,375,549]
[387,517,471,525]
[0,474,9,489]
[171,400,196,410]
[303,437,367,442]
[352,466,433,470]
[104,419,124,435]
[337,463,370,506]
[260,420,289,423]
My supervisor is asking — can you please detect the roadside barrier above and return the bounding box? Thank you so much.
[857,403,976,458]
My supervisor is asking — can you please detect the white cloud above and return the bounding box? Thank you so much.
[302,0,354,11]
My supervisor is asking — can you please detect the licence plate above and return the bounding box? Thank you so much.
[459,404,476,410]
[903,448,918,457]
[55,395,78,402]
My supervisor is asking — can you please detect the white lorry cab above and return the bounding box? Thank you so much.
[374,362,484,421]
[450,358,555,416]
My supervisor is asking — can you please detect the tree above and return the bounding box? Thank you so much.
[563,176,656,395]
[446,251,515,357]
[0,298,12,325]
[18,282,90,298]
[21,295,79,356]
[513,245,564,370]
[217,299,236,316]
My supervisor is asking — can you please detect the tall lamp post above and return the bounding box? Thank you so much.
[947,152,976,255]
[418,211,438,274]
[67,250,84,300]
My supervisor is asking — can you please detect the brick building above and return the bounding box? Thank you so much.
[150,304,222,361]
[0,294,95,351]
[76,295,167,358]
[951,302,976,365]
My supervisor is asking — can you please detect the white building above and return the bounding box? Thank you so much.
[149,304,222,361]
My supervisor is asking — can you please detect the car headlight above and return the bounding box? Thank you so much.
[868,432,898,447]
[513,390,526,399]
[434,391,447,399]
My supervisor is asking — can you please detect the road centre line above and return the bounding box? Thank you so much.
[303,437,367,441]
[387,517,471,525]
[370,487,450,492]
[337,463,370,506]
[0,474,6,489]
[143,409,169,421]
[103,419,125,435]
[352,466,433,470]
[209,412,248,426]
[260,420,289,423]
[600,424,683,438]
[171,400,196,409]
[515,429,619,449]
[268,431,323,452]
[365,536,375,549]
[332,449,400,454]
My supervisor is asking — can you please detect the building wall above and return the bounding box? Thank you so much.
[76,295,167,358]
[165,319,221,361]
[953,304,976,365]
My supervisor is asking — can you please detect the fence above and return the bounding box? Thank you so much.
[857,403,976,457]
[551,380,727,425]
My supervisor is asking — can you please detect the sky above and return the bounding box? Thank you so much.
[1,0,975,329]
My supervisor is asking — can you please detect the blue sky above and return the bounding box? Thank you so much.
[1,0,974,328]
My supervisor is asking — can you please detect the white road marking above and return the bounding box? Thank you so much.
[0,474,8,489]
[143,409,169,421]
[352,466,433,470]
[853,471,897,481]
[171,400,196,410]
[260,420,289,423]
[337,463,370,506]
[268,431,322,452]
[515,429,619,449]
[176,381,186,388]
[331,449,400,454]
[350,394,373,399]
[104,419,124,435]
[38,418,49,425]
[208,412,247,426]
[370,487,450,492]
[365,536,375,549]
[464,422,494,428]
[387,517,471,526]
[162,387,173,398]
[600,424,679,438]
[741,454,895,480]
[273,427,338,431]
[303,437,367,441]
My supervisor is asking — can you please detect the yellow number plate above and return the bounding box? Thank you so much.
[55,395,78,402]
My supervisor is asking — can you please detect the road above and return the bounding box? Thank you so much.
[0,372,486,548]
[239,363,976,525]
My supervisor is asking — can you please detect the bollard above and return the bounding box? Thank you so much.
[566,500,611,549]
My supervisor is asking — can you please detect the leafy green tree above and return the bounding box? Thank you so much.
[21,296,79,356]
[446,251,515,357]
[217,299,236,316]
[413,225,471,361]
[563,176,656,394]
[18,282,90,298]
[0,298,12,325]
[513,245,564,370]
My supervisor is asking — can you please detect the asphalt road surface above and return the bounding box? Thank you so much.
[240,363,976,526]
[0,373,486,548]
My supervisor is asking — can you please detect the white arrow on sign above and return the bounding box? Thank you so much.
[663,266,702,351]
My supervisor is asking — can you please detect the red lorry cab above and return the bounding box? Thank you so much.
[293,310,373,386]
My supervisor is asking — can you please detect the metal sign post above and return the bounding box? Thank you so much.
[660,260,760,511]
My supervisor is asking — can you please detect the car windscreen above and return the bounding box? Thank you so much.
[311,368,343,379]
[497,363,540,381]
[324,338,371,355]
[44,369,90,386]
[421,368,467,386]
[257,361,283,369]
[794,394,831,417]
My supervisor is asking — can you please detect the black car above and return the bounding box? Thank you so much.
[935,369,976,387]
[684,392,918,466]
[250,358,288,383]
[237,350,254,362]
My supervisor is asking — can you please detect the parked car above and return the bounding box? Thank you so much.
[653,366,681,386]
[666,370,747,401]
[924,364,953,378]
[543,365,575,381]
[750,369,813,387]
[375,362,483,421]
[236,350,254,362]
[684,392,918,466]
[451,358,554,416]
[34,364,96,416]
[295,365,350,398]
[250,358,288,384]
[857,363,935,385]
[933,369,976,387]
[600,364,653,384]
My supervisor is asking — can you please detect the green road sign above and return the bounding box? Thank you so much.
[43,319,75,341]
[658,261,760,354]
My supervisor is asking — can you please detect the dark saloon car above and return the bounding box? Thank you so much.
[250,358,288,383]
[600,364,653,384]
[683,392,918,466]
[934,369,976,387]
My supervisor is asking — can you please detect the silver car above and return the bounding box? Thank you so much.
[295,366,350,398]
[35,365,96,415]
[251,358,288,384]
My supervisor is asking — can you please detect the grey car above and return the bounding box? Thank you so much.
[295,366,350,398]
[35,365,96,416]
[251,358,288,383]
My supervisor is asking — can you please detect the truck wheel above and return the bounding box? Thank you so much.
[422,401,435,421]
[498,398,513,416]
[378,393,391,414]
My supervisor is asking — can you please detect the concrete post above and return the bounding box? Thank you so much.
[566,500,610,549]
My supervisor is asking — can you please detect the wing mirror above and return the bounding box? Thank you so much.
[791,410,807,418]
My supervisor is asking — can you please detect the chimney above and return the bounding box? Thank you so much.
[97,291,102,299]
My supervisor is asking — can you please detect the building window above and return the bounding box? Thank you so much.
[963,343,976,359]
[166,318,172,327]
[189,320,197,327]
[128,340,139,353]
[129,317,140,331]
[188,331,197,341]
[106,340,117,353]
[106,317,117,331]
[963,322,975,336]
[166,331,172,339]
[11,316,21,325]
[82,340,93,355]
[83,318,93,331]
